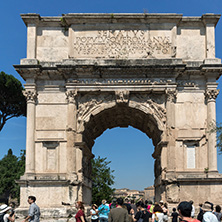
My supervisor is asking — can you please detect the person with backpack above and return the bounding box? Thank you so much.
[134,201,152,222]
[98,200,110,222]
[213,205,222,221]
[147,201,154,215]
[108,198,129,222]
[110,199,117,210]
[0,204,14,222]
[152,204,164,222]
[171,208,179,222]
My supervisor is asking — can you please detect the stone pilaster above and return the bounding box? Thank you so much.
[166,89,177,127]
[66,90,77,131]
[75,145,83,202]
[23,90,38,174]
[165,89,177,173]
[205,89,219,172]
[65,90,78,175]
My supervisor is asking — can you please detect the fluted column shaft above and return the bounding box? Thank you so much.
[206,89,219,172]
[24,90,37,174]
[66,90,78,174]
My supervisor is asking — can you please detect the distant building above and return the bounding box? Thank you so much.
[113,188,144,200]
[144,186,155,202]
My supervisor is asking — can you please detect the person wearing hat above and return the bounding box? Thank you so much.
[0,204,15,222]
[177,201,200,222]
[98,200,110,222]
[90,204,99,222]
[202,202,218,222]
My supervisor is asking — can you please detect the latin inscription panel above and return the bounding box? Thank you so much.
[71,29,176,59]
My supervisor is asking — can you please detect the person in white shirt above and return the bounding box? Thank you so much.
[202,203,218,222]
[90,204,99,222]
[190,200,195,218]
[0,204,15,222]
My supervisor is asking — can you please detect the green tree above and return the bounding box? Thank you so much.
[216,122,222,153]
[91,156,115,205]
[0,71,26,131]
[0,149,25,201]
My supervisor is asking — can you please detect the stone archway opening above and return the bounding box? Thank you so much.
[92,126,155,196]
[78,102,165,203]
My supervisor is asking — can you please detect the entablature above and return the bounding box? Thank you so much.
[14,59,222,85]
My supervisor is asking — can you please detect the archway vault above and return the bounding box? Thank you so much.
[76,91,167,154]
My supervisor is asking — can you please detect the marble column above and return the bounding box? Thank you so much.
[65,90,78,174]
[23,90,37,174]
[205,89,219,172]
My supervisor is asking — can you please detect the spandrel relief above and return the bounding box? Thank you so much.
[72,29,175,59]
[131,94,166,123]
[77,93,114,121]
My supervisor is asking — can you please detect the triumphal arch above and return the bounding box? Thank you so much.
[14,13,222,218]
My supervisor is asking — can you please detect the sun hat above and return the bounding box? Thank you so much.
[0,204,12,214]
[202,203,212,212]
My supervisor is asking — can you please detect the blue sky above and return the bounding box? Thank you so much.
[0,0,222,190]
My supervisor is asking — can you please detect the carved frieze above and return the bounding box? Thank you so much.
[23,90,38,103]
[77,93,114,121]
[68,78,173,85]
[205,89,219,100]
[146,99,166,123]
[66,90,78,104]
[73,29,175,59]
[115,90,129,104]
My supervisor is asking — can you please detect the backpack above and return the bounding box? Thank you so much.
[110,203,116,209]
[137,211,144,222]
[154,213,159,222]
[149,205,154,214]
[0,213,5,222]
[197,210,204,221]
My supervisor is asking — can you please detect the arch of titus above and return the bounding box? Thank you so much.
[14,13,222,217]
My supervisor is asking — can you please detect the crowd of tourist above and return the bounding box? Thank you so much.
[75,198,222,222]
[1,197,222,222]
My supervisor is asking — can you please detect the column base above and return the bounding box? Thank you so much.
[17,175,79,209]
[15,207,76,222]
[156,172,222,207]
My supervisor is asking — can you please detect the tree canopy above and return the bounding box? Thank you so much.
[0,149,25,201]
[0,71,26,131]
[91,156,115,205]
[216,123,222,153]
